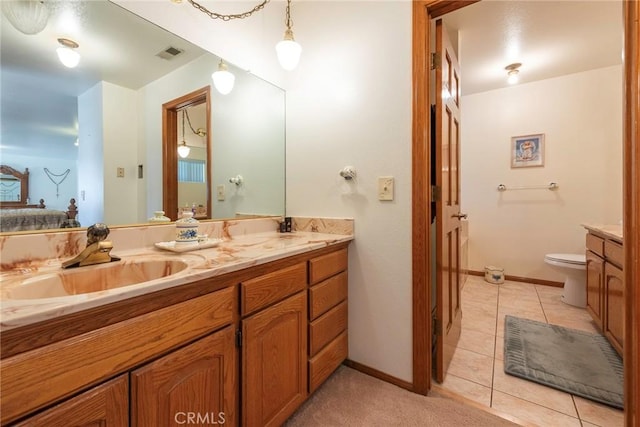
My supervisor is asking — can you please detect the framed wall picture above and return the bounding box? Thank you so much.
[511,133,545,168]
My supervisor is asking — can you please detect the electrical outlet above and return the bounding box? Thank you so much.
[116,167,125,178]
[378,176,394,201]
[217,184,225,201]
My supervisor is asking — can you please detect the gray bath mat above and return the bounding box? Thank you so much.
[504,315,623,409]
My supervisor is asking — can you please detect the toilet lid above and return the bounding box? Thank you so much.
[545,253,586,265]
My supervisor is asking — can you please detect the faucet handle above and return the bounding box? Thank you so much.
[86,223,110,246]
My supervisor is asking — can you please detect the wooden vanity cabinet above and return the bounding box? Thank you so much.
[241,263,308,427]
[308,248,349,393]
[131,326,237,427]
[584,230,624,355]
[13,375,128,427]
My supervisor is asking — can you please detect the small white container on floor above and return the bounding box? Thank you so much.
[484,266,504,284]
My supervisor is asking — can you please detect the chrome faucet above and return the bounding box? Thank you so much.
[62,223,121,269]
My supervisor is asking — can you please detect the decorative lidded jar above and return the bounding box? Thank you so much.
[175,211,199,244]
[149,210,171,223]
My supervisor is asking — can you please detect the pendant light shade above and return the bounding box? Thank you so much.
[57,38,80,68]
[276,0,301,71]
[276,29,302,71]
[177,142,190,158]
[1,0,50,35]
[212,60,235,95]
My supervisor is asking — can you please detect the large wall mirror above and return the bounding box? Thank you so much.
[0,0,285,234]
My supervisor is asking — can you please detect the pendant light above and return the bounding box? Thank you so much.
[1,0,50,35]
[56,38,81,68]
[177,110,190,158]
[275,0,301,70]
[212,59,235,95]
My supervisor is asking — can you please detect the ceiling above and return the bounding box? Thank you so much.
[1,1,208,157]
[441,0,623,96]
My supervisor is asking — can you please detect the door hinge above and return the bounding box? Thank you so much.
[430,52,441,70]
[432,317,442,336]
[235,329,242,348]
[431,185,441,202]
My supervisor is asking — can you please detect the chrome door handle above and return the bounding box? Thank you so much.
[452,213,468,219]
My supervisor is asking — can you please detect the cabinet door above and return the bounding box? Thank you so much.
[604,262,624,355]
[585,251,604,330]
[243,291,307,427]
[131,326,237,427]
[14,375,128,427]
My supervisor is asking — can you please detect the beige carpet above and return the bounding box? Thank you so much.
[285,366,518,426]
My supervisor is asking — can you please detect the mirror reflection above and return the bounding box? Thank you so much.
[0,0,285,234]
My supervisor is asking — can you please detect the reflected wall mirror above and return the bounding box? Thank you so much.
[0,0,286,234]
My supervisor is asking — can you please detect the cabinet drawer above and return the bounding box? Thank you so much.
[308,331,348,393]
[586,233,605,257]
[309,301,347,356]
[309,271,348,321]
[241,262,307,316]
[1,287,235,425]
[605,240,623,269]
[309,248,348,285]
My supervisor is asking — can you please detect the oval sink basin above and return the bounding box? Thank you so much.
[5,260,188,300]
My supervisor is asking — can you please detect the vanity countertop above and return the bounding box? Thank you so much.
[0,231,353,330]
[581,223,623,242]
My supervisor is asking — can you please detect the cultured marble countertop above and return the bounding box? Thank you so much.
[0,231,353,330]
[581,223,623,242]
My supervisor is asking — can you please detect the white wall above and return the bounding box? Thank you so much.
[102,82,140,225]
[461,65,623,281]
[286,1,414,382]
[78,84,104,226]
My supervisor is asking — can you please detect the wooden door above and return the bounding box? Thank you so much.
[243,291,307,427]
[434,18,464,383]
[131,327,237,427]
[14,375,128,427]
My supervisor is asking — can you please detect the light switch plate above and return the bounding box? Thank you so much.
[116,167,125,178]
[217,184,225,201]
[378,176,394,201]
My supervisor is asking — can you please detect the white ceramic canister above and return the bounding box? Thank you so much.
[149,210,171,223]
[175,211,199,244]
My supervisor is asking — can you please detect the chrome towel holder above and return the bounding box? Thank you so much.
[497,182,559,191]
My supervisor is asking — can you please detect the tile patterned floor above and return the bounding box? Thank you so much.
[439,275,624,427]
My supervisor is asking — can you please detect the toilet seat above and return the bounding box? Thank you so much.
[544,253,586,266]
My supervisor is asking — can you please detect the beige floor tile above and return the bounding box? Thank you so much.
[491,391,582,427]
[498,293,543,310]
[461,302,498,335]
[439,373,492,407]
[573,396,624,427]
[494,334,504,360]
[447,347,494,387]
[492,358,578,417]
[457,328,495,357]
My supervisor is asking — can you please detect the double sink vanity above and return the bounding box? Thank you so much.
[0,217,353,426]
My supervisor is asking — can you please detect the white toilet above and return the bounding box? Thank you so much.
[544,253,587,308]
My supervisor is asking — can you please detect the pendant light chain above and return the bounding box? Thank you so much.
[284,0,293,29]
[187,0,270,21]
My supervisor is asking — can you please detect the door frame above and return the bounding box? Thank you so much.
[411,2,640,424]
[162,86,212,221]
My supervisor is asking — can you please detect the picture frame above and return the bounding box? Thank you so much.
[511,133,545,168]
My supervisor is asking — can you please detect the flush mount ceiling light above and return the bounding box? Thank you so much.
[505,62,522,85]
[275,0,301,71]
[1,0,50,35]
[177,110,191,158]
[211,60,235,95]
[180,0,302,70]
[56,38,80,68]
